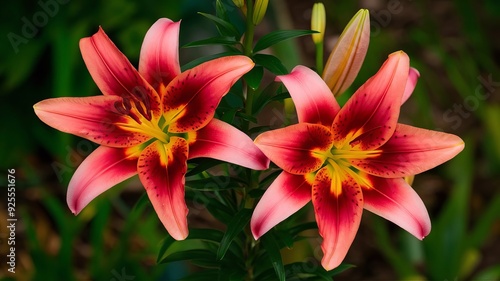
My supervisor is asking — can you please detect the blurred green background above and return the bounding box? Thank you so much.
[1,0,499,280]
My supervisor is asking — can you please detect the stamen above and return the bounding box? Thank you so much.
[131,86,152,121]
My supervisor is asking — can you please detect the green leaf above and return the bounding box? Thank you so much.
[183,36,240,48]
[468,193,500,248]
[235,111,258,123]
[186,176,246,190]
[215,0,229,21]
[244,66,264,90]
[220,107,238,124]
[261,233,285,281]
[182,270,220,281]
[159,249,216,264]
[185,190,234,224]
[254,54,288,75]
[199,12,241,38]
[474,265,500,281]
[253,30,317,53]
[181,51,241,72]
[252,81,283,115]
[217,208,253,260]
[157,228,224,263]
[288,221,318,238]
[186,158,224,177]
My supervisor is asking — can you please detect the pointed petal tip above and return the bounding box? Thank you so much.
[171,230,189,241]
[321,258,342,271]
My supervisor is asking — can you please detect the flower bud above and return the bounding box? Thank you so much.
[311,3,326,44]
[253,0,269,25]
[232,0,244,8]
[322,9,370,96]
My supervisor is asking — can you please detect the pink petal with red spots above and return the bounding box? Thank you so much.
[277,65,340,126]
[254,123,333,174]
[164,56,254,132]
[33,96,151,147]
[139,18,181,95]
[80,27,161,118]
[67,146,140,214]
[137,138,189,240]
[363,176,431,239]
[251,172,312,239]
[332,51,409,150]
[351,124,465,178]
[188,119,269,170]
[312,167,363,270]
[401,67,420,104]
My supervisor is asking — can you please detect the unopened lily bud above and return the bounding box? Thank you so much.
[311,3,326,44]
[253,0,269,25]
[322,9,370,96]
[404,175,415,186]
[232,0,244,8]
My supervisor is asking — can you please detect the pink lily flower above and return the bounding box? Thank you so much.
[34,18,269,240]
[251,51,464,270]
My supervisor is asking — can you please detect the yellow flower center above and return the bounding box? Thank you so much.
[318,147,381,196]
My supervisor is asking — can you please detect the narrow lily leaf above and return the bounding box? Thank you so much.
[182,36,240,48]
[253,30,318,53]
[235,111,258,123]
[181,51,241,72]
[468,193,500,249]
[184,189,234,224]
[220,107,238,124]
[217,208,252,260]
[199,12,241,38]
[159,249,216,264]
[254,54,288,75]
[261,233,286,281]
[157,228,224,263]
[215,0,229,21]
[185,176,246,190]
[288,221,318,238]
[182,270,220,281]
[244,66,264,90]
[252,81,283,115]
[186,158,224,177]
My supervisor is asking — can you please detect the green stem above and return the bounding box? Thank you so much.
[245,87,255,116]
[243,0,256,121]
[243,0,255,57]
[315,42,324,74]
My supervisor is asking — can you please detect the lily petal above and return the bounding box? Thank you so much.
[401,67,420,104]
[312,167,363,270]
[188,119,269,170]
[139,18,181,94]
[255,123,333,174]
[33,96,151,147]
[80,27,161,118]
[351,124,465,178]
[363,176,431,239]
[277,66,340,126]
[332,51,409,150]
[164,56,254,132]
[137,138,189,240]
[251,172,312,239]
[67,145,140,214]
[322,9,370,96]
